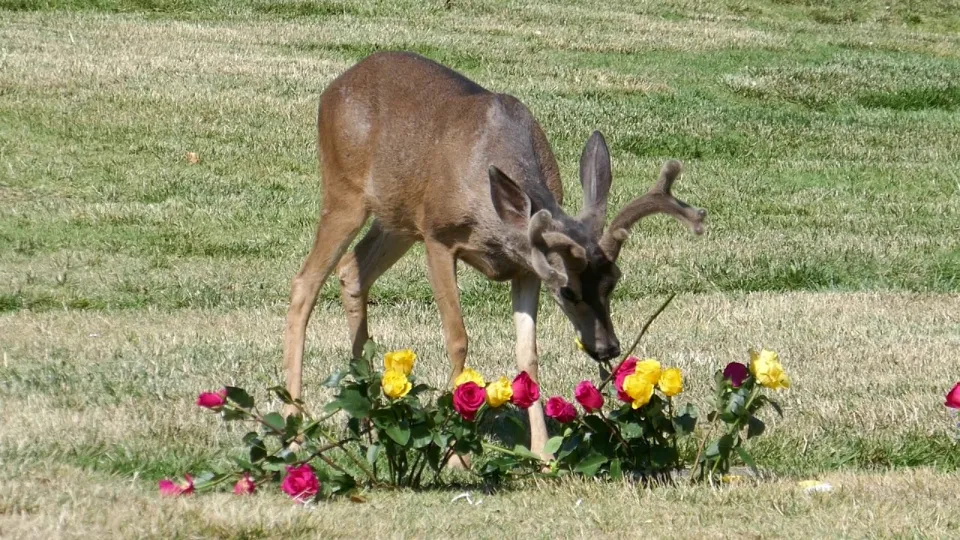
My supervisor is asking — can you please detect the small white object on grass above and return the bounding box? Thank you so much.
[798,480,833,493]
[451,492,482,505]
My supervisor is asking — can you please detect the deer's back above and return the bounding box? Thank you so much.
[318,52,562,239]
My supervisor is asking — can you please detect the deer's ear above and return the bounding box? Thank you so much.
[489,166,531,228]
[578,131,612,237]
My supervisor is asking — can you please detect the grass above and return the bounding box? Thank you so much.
[1,0,959,537]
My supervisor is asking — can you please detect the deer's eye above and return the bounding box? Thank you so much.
[560,287,580,303]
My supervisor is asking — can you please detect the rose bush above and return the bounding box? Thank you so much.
[158,300,794,500]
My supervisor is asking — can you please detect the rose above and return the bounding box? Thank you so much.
[233,472,255,495]
[545,396,577,423]
[454,368,486,388]
[749,349,790,390]
[658,367,683,397]
[723,362,749,388]
[510,372,540,409]
[623,373,654,409]
[384,349,416,375]
[453,382,486,420]
[614,357,638,403]
[282,464,320,502]
[158,474,194,496]
[574,380,604,412]
[196,389,226,409]
[635,358,662,385]
[381,369,412,399]
[486,377,513,408]
[946,383,960,409]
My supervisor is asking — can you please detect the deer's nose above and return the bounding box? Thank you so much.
[596,345,621,362]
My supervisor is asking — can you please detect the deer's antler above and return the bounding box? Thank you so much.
[599,160,706,261]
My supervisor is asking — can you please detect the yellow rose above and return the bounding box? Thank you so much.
[623,373,654,409]
[454,367,486,388]
[381,369,412,399]
[485,377,513,407]
[384,349,416,375]
[658,367,683,397]
[749,349,790,390]
[635,358,662,385]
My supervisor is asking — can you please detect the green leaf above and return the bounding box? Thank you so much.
[225,386,254,409]
[262,412,285,434]
[241,431,259,445]
[746,416,766,439]
[262,456,286,472]
[361,340,377,363]
[767,398,784,417]
[408,383,432,397]
[620,421,643,439]
[385,418,411,446]
[737,446,759,476]
[722,390,747,422]
[609,458,623,480]
[704,440,720,459]
[285,414,303,440]
[511,445,542,461]
[267,385,295,404]
[672,403,698,435]
[574,453,608,476]
[544,436,564,456]
[411,422,433,449]
[222,408,245,421]
[249,438,267,463]
[327,387,372,418]
[366,444,380,466]
[321,371,349,388]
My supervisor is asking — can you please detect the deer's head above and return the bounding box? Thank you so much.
[489,131,707,362]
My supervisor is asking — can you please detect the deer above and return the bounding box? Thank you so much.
[282,51,706,458]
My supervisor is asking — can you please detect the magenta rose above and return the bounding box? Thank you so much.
[281,464,319,502]
[511,372,541,409]
[723,362,749,388]
[545,396,577,423]
[574,380,604,412]
[158,474,194,497]
[614,357,638,403]
[453,382,486,421]
[196,389,227,409]
[946,383,960,409]
[233,472,256,495]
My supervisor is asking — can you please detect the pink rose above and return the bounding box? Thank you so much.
[545,396,577,423]
[723,362,749,388]
[158,474,194,496]
[614,357,638,403]
[453,382,486,421]
[197,389,227,409]
[281,464,319,502]
[510,372,541,409]
[574,380,604,412]
[946,383,960,409]
[233,472,255,495]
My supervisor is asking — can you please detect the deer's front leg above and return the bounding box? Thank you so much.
[511,274,549,459]
[424,240,467,386]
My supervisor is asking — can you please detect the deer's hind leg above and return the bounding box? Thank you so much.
[283,187,368,415]
[337,219,415,358]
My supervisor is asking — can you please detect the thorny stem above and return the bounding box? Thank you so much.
[598,294,676,391]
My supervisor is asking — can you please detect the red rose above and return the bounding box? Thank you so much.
[545,396,577,423]
[574,380,604,412]
[233,472,255,495]
[614,357,638,403]
[723,362,749,388]
[453,382,486,421]
[197,389,227,409]
[510,372,540,409]
[946,383,960,409]
[281,464,319,502]
[158,474,194,496]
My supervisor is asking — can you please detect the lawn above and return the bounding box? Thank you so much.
[2,0,959,537]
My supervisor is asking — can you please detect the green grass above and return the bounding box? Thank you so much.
[2,0,960,537]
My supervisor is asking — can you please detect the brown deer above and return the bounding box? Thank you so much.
[283,52,706,457]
